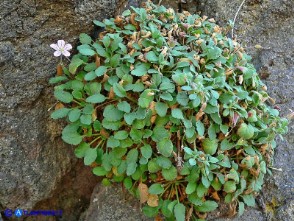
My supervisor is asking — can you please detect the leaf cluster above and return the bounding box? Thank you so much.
[50,1,288,220]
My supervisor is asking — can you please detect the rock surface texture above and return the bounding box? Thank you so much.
[0,0,293,221]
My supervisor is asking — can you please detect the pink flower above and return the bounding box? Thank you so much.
[50,40,72,57]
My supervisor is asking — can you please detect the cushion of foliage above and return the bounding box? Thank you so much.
[50,1,288,220]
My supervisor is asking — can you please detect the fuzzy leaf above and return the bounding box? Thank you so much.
[51,108,70,119]
[195,200,218,212]
[174,203,185,221]
[113,83,127,98]
[157,138,173,157]
[95,66,107,77]
[155,102,168,117]
[149,184,164,195]
[62,124,82,145]
[84,148,97,165]
[86,94,106,103]
[79,33,92,44]
[171,108,184,119]
[162,166,177,181]
[54,90,73,103]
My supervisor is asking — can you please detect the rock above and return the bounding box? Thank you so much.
[81,183,152,221]
[0,0,121,220]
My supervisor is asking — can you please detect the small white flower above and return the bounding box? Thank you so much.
[50,40,72,57]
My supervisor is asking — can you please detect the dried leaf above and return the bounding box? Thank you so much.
[138,183,149,204]
[195,102,207,121]
[92,110,97,121]
[211,191,220,201]
[95,55,101,67]
[57,64,63,76]
[109,87,115,99]
[55,102,65,110]
[186,206,193,221]
[147,194,159,207]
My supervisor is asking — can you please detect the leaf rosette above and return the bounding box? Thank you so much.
[50,1,288,220]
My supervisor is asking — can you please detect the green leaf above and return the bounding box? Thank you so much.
[238,202,245,217]
[54,90,73,103]
[237,123,255,139]
[69,57,84,74]
[126,162,137,175]
[160,92,173,101]
[102,119,121,130]
[220,139,234,151]
[142,205,159,218]
[107,136,120,148]
[84,71,97,81]
[146,51,158,62]
[95,66,107,77]
[93,20,106,27]
[186,182,197,194]
[196,121,205,136]
[202,138,218,155]
[68,109,81,122]
[162,200,173,217]
[49,76,68,84]
[176,92,189,106]
[74,142,90,158]
[197,183,208,197]
[51,108,70,119]
[138,89,154,108]
[79,33,92,44]
[149,184,164,195]
[93,166,107,176]
[103,105,124,121]
[80,114,92,125]
[148,159,161,173]
[201,176,211,188]
[158,138,173,157]
[171,108,184,120]
[224,181,237,193]
[86,94,106,103]
[131,63,150,76]
[162,166,177,181]
[123,177,133,189]
[210,113,222,124]
[242,194,256,207]
[93,43,107,57]
[117,101,131,113]
[172,73,186,86]
[113,83,127,98]
[110,54,120,67]
[84,148,97,165]
[114,131,128,140]
[174,203,185,221]
[79,48,96,56]
[127,149,139,163]
[130,128,143,141]
[155,102,168,117]
[62,124,82,145]
[160,80,175,93]
[141,145,152,159]
[195,200,218,212]
[156,156,172,169]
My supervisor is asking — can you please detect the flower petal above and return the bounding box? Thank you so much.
[62,50,71,57]
[64,44,72,51]
[50,44,59,50]
[54,50,62,57]
[57,40,65,48]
